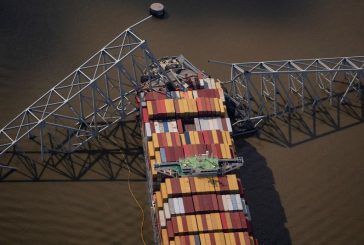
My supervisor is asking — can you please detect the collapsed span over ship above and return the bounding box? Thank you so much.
[139,56,258,245]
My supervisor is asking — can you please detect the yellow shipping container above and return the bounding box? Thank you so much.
[170,241,176,245]
[193,131,200,144]
[220,144,227,159]
[212,176,221,192]
[189,131,196,145]
[165,178,173,197]
[180,177,191,194]
[180,134,186,145]
[229,233,237,245]
[199,233,207,245]
[215,233,226,245]
[155,191,163,209]
[213,98,221,114]
[174,237,180,245]
[155,150,161,163]
[161,229,169,245]
[219,99,225,114]
[206,214,213,231]
[224,233,232,245]
[148,141,155,157]
[166,133,173,147]
[146,100,153,116]
[160,182,168,201]
[212,130,218,144]
[224,131,232,146]
[195,214,203,232]
[204,233,212,244]
[227,175,239,192]
[177,216,184,234]
[182,99,189,116]
[188,91,193,99]
[238,232,247,245]
[150,159,157,177]
[225,144,232,159]
[152,133,159,148]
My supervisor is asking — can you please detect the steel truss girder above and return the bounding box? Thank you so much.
[226,56,364,122]
[0,16,165,177]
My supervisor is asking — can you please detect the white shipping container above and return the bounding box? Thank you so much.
[222,195,228,211]
[163,202,171,219]
[208,118,214,130]
[213,118,219,130]
[145,123,152,138]
[154,122,160,133]
[226,194,233,211]
[168,198,175,215]
[217,118,223,131]
[235,194,243,211]
[159,122,165,133]
[178,197,185,214]
[193,90,198,99]
[226,118,233,132]
[194,118,201,131]
[169,121,178,133]
[199,79,204,88]
[210,78,216,89]
[241,198,248,215]
[173,198,180,215]
[159,210,166,227]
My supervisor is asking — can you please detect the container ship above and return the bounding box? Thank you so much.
[139,55,258,245]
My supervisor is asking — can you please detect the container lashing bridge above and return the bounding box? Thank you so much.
[0,16,363,181]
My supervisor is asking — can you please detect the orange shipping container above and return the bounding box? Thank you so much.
[150,159,157,177]
[227,175,239,192]
[152,133,159,148]
[160,182,168,201]
[179,177,191,194]
[148,141,155,157]
[147,101,153,116]
[165,178,173,197]
[155,150,161,163]
[161,229,169,245]
[155,191,163,209]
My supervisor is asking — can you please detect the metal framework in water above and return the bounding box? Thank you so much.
[0,15,363,180]
[210,57,364,127]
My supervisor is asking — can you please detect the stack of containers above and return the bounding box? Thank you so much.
[140,77,258,244]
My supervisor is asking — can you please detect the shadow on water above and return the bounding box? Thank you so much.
[257,92,364,148]
[0,120,146,182]
[235,138,292,245]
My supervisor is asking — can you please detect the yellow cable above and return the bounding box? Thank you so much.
[126,163,147,245]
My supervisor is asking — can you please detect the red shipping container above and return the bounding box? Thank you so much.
[211,194,219,211]
[238,211,248,230]
[202,131,209,145]
[161,133,168,148]
[230,212,242,230]
[201,214,208,232]
[142,108,149,123]
[197,131,204,144]
[165,147,172,162]
[237,179,244,196]
[218,176,230,192]
[233,233,241,245]
[183,145,189,158]
[171,217,178,235]
[182,216,189,233]
[167,220,174,239]
[216,144,223,159]
[171,178,182,195]
[216,130,223,143]
[189,177,196,193]
[217,195,225,211]
[152,100,158,118]
[220,212,228,230]
[183,196,195,214]
[176,119,183,133]
[192,195,201,212]
[200,98,206,116]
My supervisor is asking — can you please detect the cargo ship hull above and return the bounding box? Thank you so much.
[139,56,257,245]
